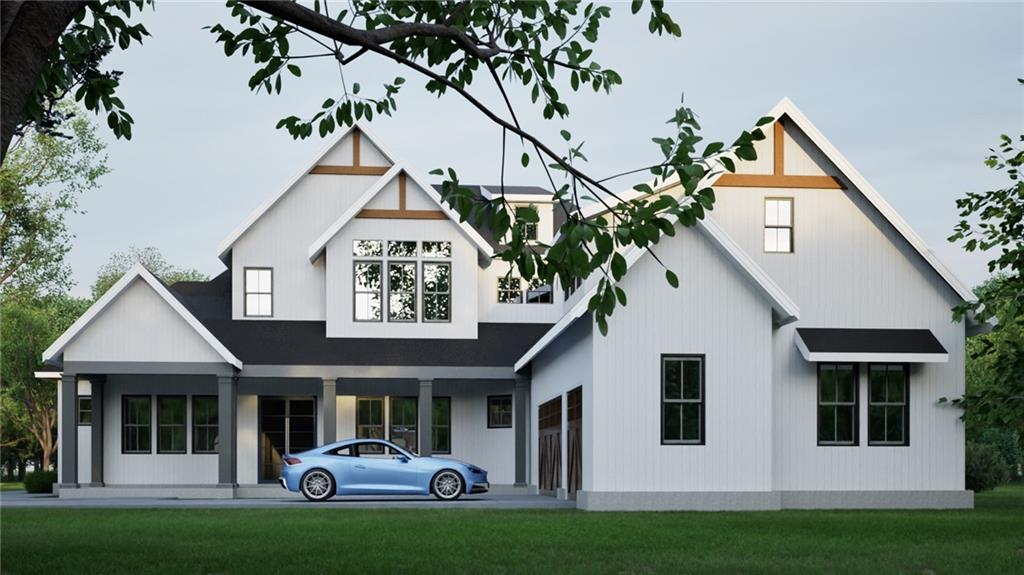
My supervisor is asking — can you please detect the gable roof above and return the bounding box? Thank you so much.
[43,263,242,369]
[216,122,399,262]
[514,215,800,372]
[307,164,494,262]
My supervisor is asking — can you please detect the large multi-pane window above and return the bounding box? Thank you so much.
[192,396,219,454]
[389,397,418,452]
[498,274,553,305]
[353,261,383,321]
[388,262,417,321]
[157,396,187,454]
[487,395,512,428]
[357,397,384,453]
[244,267,273,316]
[818,363,858,445]
[422,263,451,322]
[661,355,704,445]
[122,396,152,454]
[432,397,451,454]
[764,198,793,253]
[868,364,909,446]
[353,240,453,323]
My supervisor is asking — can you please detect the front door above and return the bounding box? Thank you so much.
[259,397,317,482]
[538,396,562,495]
[567,387,582,499]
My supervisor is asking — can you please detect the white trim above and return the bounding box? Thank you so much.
[216,122,400,261]
[42,263,243,369]
[34,371,62,379]
[479,186,554,203]
[306,164,494,263]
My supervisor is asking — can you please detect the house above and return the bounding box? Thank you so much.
[46,98,982,509]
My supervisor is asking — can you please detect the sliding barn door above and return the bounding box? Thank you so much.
[538,396,562,495]
[566,387,582,499]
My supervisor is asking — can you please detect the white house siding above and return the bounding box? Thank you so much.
[710,123,966,492]
[589,224,774,494]
[76,380,92,484]
[102,375,219,485]
[63,279,224,364]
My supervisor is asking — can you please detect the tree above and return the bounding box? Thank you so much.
[0,103,108,295]
[91,245,208,299]
[0,293,92,472]
[2,1,768,334]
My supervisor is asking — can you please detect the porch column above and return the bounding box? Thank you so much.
[514,373,530,486]
[59,373,78,488]
[217,374,238,486]
[90,376,105,486]
[322,378,337,444]
[417,379,432,456]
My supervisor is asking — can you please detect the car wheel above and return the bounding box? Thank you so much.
[299,469,335,502]
[431,470,464,501]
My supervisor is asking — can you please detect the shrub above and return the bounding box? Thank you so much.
[977,428,1023,481]
[23,470,56,494]
[965,441,1010,492]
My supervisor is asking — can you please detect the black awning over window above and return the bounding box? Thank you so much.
[794,328,948,363]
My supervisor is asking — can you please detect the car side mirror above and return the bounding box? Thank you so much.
[397,455,409,463]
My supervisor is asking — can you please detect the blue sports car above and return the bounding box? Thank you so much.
[279,438,489,502]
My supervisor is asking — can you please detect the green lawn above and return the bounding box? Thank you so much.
[0,482,24,492]
[2,486,1022,574]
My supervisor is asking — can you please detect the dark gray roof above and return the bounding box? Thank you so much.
[479,185,553,196]
[795,328,947,354]
[168,274,551,367]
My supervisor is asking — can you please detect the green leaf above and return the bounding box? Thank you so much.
[665,269,679,288]
[287,64,301,77]
[521,153,530,167]
[560,129,571,141]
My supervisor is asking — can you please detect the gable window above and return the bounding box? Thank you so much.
[515,207,539,241]
[157,396,187,454]
[389,397,418,453]
[192,396,218,454]
[818,363,858,446]
[356,397,384,453]
[487,395,513,428]
[422,263,451,322]
[388,262,417,321]
[77,396,92,425]
[421,241,451,258]
[868,364,909,446]
[764,198,793,253]
[353,262,383,322]
[432,397,452,454]
[244,268,273,316]
[353,240,383,257]
[122,396,152,454]
[661,355,705,445]
[387,240,417,258]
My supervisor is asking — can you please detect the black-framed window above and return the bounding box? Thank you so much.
[515,207,538,241]
[122,395,151,454]
[421,241,452,258]
[868,364,909,446]
[661,355,705,445]
[389,397,418,453]
[525,281,553,304]
[764,197,793,253]
[432,397,451,454]
[157,396,187,454]
[357,397,384,453]
[353,261,383,322]
[77,396,92,425]
[244,267,273,316]
[497,275,522,303]
[487,395,513,428]
[818,363,858,446]
[192,396,218,454]
[387,262,417,322]
[422,262,451,322]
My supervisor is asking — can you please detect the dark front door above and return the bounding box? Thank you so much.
[538,396,562,495]
[259,397,317,482]
[567,387,582,499]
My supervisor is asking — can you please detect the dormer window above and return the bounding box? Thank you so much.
[515,206,538,241]
[764,198,793,253]
[497,273,552,304]
[244,268,273,317]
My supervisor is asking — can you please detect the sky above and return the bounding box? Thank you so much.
[63,1,1022,297]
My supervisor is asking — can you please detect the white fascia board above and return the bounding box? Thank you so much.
[42,263,242,369]
[793,335,948,364]
[34,371,62,379]
[217,122,403,261]
[480,186,555,203]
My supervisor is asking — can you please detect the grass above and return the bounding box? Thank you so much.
[2,485,1022,574]
[0,482,24,492]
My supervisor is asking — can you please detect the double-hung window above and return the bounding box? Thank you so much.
[77,397,92,425]
[818,363,858,445]
[192,396,219,454]
[432,397,451,454]
[387,241,417,322]
[157,396,187,454]
[661,355,704,445]
[868,364,909,446]
[422,262,451,322]
[122,396,152,454]
[764,198,793,253]
[353,240,384,322]
[244,268,273,316]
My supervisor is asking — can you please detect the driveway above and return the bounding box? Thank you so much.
[0,490,575,510]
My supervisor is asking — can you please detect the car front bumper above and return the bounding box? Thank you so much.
[470,481,490,494]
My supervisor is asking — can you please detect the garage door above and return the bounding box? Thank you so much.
[538,396,561,495]
[567,387,582,499]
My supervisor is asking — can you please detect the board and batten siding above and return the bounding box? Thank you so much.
[590,224,775,493]
[710,123,966,491]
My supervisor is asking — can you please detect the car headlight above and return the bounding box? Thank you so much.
[468,466,485,475]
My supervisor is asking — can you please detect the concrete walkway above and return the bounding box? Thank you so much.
[0,490,575,510]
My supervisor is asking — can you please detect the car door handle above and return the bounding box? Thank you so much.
[354,464,366,470]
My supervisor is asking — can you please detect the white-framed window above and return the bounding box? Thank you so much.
[422,262,451,322]
[764,198,793,253]
[244,267,273,317]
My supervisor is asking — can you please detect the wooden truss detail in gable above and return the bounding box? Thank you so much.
[309,129,391,176]
[356,171,446,220]
[715,119,846,190]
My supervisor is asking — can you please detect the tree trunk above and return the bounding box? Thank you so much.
[17,459,26,481]
[0,0,88,163]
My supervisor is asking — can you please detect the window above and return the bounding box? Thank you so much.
[157,396,187,454]
[77,397,92,425]
[389,397,418,453]
[525,281,553,304]
[330,445,355,456]
[353,240,383,257]
[661,355,705,445]
[497,276,522,303]
[244,268,273,316]
[818,363,858,446]
[869,364,909,446]
[515,207,538,241]
[387,240,417,258]
[356,397,384,453]
[388,263,417,321]
[122,396,151,454]
[487,395,513,428]
[422,263,451,322]
[764,198,793,253]
[353,261,383,321]
[432,397,451,454]
[421,241,451,258]
[192,396,218,454]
